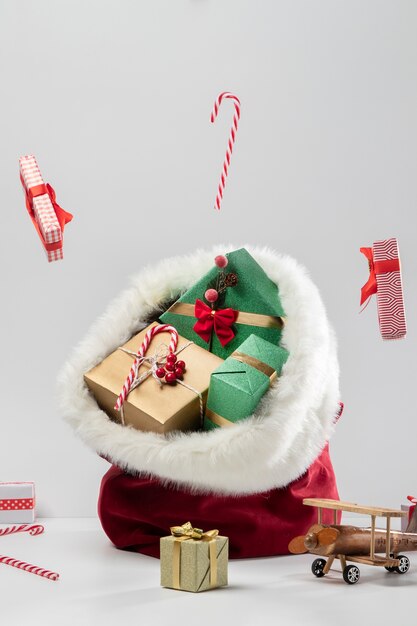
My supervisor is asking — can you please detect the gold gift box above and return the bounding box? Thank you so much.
[160,524,228,592]
[84,322,223,435]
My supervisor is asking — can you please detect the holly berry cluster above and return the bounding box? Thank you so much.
[155,353,186,385]
[204,255,238,305]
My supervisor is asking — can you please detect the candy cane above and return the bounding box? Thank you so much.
[115,324,179,410]
[211,92,241,211]
[0,555,59,581]
[0,524,44,537]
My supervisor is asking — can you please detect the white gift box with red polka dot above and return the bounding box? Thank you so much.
[0,482,35,524]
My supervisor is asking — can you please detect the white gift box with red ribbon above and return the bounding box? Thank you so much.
[0,482,35,524]
[401,496,416,532]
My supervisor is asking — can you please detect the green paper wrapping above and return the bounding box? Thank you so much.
[159,248,285,359]
[204,334,289,430]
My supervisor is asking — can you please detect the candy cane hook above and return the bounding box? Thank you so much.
[0,524,44,538]
[115,324,179,411]
[211,92,241,211]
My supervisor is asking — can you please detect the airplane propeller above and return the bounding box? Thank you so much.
[288,525,340,554]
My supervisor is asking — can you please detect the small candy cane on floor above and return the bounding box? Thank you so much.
[211,92,241,210]
[0,555,59,581]
[0,524,44,537]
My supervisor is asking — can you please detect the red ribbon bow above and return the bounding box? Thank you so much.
[193,298,238,347]
[407,496,417,505]
[360,247,400,306]
[20,174,73,253]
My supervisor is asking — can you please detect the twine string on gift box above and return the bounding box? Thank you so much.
[117,342,204,427]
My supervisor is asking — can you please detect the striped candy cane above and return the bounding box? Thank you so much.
[115,324,179,411]
[211,92,241,210]
[0,524,44,537]
[0,555,59,581]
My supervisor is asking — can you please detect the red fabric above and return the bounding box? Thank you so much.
[193,299,238,347]
[98,444,340,559]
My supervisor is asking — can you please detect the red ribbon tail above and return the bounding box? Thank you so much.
[214,320,235,347]
[193,319,213,344]
[46,183,73,230]
[360,247,377,306]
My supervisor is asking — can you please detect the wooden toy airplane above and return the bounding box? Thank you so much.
[288,498,417,584]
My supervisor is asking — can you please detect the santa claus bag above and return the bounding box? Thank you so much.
[59,246,342,558]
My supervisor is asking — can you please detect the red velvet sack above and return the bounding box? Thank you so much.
[59,247,342,558]
[98,444,339,559]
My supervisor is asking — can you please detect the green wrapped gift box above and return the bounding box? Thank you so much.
[204,334,289,430]
[160,248,285,359]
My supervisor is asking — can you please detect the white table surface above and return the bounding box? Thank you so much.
[1,518,415,626]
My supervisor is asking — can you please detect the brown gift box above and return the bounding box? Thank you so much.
[84,322,223,434]
[160,524,228,592]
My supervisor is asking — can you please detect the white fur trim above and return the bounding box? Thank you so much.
[58,245,340,495]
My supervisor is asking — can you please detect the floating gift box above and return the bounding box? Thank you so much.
[360,238,407,340]
[160,522,228,592]
[160,248,285,359]
[84,322,223,435]
[205,334,289,430]
[401,496,416,532]
[0,482,35,524]
[19,155,73,262]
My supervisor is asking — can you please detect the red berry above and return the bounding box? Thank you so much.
[165,362,176,372]
[155,367,166,379]
[175,367,184,380]
[214,255,228,268]
[166,353,177,365]
[205,288,218,303]
[165,372,177,384]
[176,360,186,371]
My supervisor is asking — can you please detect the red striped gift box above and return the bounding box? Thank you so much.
[360,237,407,340]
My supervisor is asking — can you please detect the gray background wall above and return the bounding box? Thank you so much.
[1,0,416,516]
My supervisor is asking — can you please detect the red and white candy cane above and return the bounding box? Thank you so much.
[115,324,179,410]
[0,555,59,581]
[0,524,44,537]
[211,92,241,211]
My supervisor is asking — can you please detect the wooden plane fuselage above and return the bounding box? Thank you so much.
[306,524,417,557]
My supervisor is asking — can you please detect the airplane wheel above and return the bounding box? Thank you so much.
[343,564,360,585]
[395,555,410,574]
[311,558,326,577]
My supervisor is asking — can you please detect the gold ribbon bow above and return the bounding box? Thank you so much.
[170,522,219,590]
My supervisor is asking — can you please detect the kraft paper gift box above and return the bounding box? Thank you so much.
[0,482,35,524]
[160,523,228,592]
[204,334,289,430]
[160,248,285,359]
[84,323,223,435]
[19,154,73,262]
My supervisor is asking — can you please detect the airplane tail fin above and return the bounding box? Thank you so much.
[406,501,417,533]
